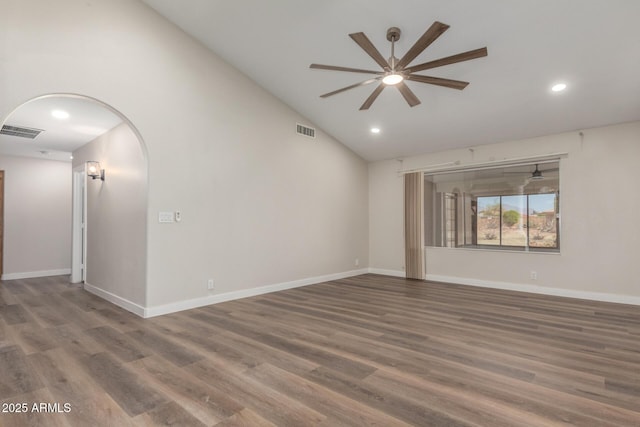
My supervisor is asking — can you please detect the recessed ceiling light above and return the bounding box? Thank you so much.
[371,127,381,134]
[551,83,567,92]
[51,109,70,119]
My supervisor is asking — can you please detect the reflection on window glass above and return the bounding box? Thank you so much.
[501,195,527,247]
[444,193,457,247]
[528,193,558,248]
[424,161,560,252]
[477,196,500,245]
[476,193,558,249]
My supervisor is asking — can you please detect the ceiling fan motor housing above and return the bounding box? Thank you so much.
[386,27,401,42]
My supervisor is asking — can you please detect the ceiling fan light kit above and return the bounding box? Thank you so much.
[382,73,404,85]
[310,21,488,110]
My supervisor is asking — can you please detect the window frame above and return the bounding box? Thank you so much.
[424,160,561,254]
[475,192,559,251]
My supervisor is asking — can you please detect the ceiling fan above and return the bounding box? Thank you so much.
[310,22,488,110]
[511,164,559,180]
[503,164,560,187]
[531,164,545,180]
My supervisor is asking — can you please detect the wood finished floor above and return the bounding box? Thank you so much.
[1,274,639,426]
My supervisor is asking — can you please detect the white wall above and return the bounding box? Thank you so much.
[368,159,405,276]
[0,155,71,279]
[0,0,368,314]
[73,123,147,307]
[369,121,640,302]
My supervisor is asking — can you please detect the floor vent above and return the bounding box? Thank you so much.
[296,123,315,138]
[1,124,44,139]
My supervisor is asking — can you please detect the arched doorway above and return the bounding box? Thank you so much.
[0,93,148,310]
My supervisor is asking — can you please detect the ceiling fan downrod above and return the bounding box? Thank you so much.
[386,27,401,70]
[383,27,404,85]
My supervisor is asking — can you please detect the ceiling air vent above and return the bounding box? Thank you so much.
[296,123,315,138]
[0,124,44,139]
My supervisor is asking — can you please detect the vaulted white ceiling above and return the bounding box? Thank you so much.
[142,0,640,161]
[2,1,638,163]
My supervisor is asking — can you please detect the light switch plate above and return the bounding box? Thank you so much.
[159,211,174,223]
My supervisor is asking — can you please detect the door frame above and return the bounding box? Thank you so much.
[71,165,86,283]
[0,170,4,279]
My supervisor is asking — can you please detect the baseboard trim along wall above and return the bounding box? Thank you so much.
[83,269,640,318]
[1,268,71,281]
[84,282,147,318]
[426,274,640,306]
[367,268,406,278]
[144,268,370,318]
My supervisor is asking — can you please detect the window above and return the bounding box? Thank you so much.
[425,161,560,252]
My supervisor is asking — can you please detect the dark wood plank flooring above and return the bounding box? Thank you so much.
[1,274,639,426]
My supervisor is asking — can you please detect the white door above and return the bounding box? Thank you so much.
[71,166,86,283]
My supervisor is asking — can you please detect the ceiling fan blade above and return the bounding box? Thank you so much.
[349,32,391,71]
[310,64,383,75]
[404,47,488,73]
[320,78,381,98]
[406,74,469,90]
[360,83,386,110]
[396,21,449,70]
[396,81,421,107]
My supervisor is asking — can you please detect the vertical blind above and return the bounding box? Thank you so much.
[404,172,424,279]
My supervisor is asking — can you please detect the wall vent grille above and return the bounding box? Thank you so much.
[296,123,315,138]
[0,125,43,139]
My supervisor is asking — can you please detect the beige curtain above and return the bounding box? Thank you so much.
[404,172,425,279]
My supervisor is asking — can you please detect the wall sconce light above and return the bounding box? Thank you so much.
[87,161,105,181]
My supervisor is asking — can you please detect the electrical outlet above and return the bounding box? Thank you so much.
[355,258,359,267]
[530,271,537,280]
[207,279,214,290]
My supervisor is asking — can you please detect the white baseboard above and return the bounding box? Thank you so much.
[426,274,640,306]
[1,268,71,281]
[144,268,370,318]
[368,268,406,278]
[83,282,146,317]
